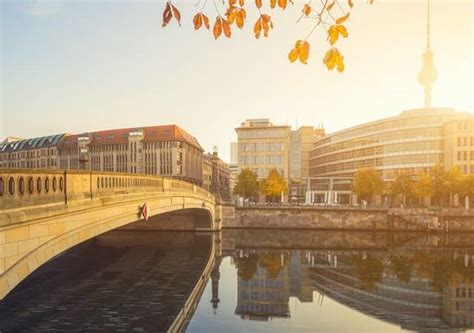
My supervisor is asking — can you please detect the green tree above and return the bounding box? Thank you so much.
[390,172,415,205]
[353,168,384,204]
[233,168,259,200]
[260,168,288,202]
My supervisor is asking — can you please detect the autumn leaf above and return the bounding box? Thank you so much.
[227,6,237,24]
[270,0,277,8]
[348,0,354,8]
[255,0,262,9]
[193,13,202,30]
[202,13,210,29]
[171,4,181,26]
[254,17,262,38]
[323,47,345,72]
[162,3,172,27]
[336,12,350,24]
[303,4,311,16]
[288,40,309,64]
[299,41,310,64]
[239,0,245,6]
[328,24,348,45]
[223,19,232,38]
[213,17,223,39]
[278,0,287,10]
[327,0,335,11]
[288,48,298,62]
[236,10,245,29]
[229,0,237,5]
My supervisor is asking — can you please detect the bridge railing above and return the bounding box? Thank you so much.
[0,169,212,210]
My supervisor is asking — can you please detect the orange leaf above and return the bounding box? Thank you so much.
[239,0,245,6]
[193,13,203,30]
[213,17,223,39]
[171,4,181,26]
[348,0,354,8]
[303,4,311,16]
[278,0,287,10]
[254,18,262,39]
[236,11,244,29]
[255,0,262,9]
[162,3,172,27]
[229,0,237,5]
[270,0,277,8]
[202,14,210,29]
[336,12,350,24]
[223,19,232,38]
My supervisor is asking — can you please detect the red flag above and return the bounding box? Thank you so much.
[141,202,149,221]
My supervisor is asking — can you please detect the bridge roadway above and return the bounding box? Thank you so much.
[0,169,221,300]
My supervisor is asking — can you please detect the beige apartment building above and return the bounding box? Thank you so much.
[0,125,205,185]
[235,119,324,183]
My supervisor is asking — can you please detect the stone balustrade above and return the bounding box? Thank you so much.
[0,169,214,211]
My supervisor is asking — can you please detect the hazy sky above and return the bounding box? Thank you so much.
[1,0,473,162]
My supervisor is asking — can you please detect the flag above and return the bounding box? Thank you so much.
[141,202,149,221]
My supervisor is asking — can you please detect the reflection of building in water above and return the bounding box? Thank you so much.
[442,274,474,329]
[225,236,474,330]
[234,250,314,321]
[235,253,290,321]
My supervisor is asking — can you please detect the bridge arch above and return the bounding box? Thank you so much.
[0,169,220,300]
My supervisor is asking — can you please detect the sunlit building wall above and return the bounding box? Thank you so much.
[309,108,474,180]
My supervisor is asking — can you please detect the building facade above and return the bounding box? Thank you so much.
[0,125,205,185]
[207,151,231,202]
[309,108,474,181]
[236,119,323,183]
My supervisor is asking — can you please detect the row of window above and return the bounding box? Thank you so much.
[238,129,288,139]
[239,155,284,165]
[457,137,474,147]
[239,142,286,153]
[457,151,474,161]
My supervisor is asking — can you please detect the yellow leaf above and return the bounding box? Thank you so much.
[328,25,338,45]
[336,25,348,38]
[336,12,350,24]
[255,0,262,9]
[229,0,237,5]
[323,48,336,70]
[239,0,245,6]
[327,0,335,11]
[348,0,354,8]
[299,41,310,64]
[288,47,298,62]
[334,48,345,72]
[270,0,277,8]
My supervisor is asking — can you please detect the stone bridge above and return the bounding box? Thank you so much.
[0,169,221,300]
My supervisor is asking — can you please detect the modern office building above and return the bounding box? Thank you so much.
[309,108,474,181]
[0,125,205,185]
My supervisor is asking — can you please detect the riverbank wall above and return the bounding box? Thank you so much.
[221,205,474,231]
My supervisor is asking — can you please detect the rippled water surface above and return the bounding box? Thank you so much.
[1,229,474,332]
